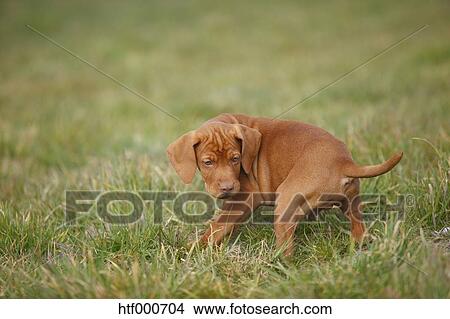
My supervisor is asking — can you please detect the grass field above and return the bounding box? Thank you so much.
[0,0,449,298]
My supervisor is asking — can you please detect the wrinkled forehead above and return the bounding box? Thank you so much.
[195,123,241,154]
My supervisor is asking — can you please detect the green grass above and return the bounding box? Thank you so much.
[0,0,449,298]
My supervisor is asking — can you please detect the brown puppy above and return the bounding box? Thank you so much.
[167,113,402,256]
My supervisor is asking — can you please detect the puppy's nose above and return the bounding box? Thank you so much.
[218,182,234,193]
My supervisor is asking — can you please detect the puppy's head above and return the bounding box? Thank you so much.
[167,122,261,198]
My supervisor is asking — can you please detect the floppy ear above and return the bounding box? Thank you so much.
[166,131,199,184]
[234,124,261,174]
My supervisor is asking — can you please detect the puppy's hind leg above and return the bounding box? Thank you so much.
[341,178,365,242]
[274,185,318,258]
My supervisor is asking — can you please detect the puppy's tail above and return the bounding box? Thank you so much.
[342,151,403,178]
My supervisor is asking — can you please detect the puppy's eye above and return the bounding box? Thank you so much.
[203,160,213,167]
[232,155,240,163]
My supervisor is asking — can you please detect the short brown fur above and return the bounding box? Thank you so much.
[167,113,402,257]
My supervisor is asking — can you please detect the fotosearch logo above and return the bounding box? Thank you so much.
[64,190,414,225]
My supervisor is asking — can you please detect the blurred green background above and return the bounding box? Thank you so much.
[0,0,449,297]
